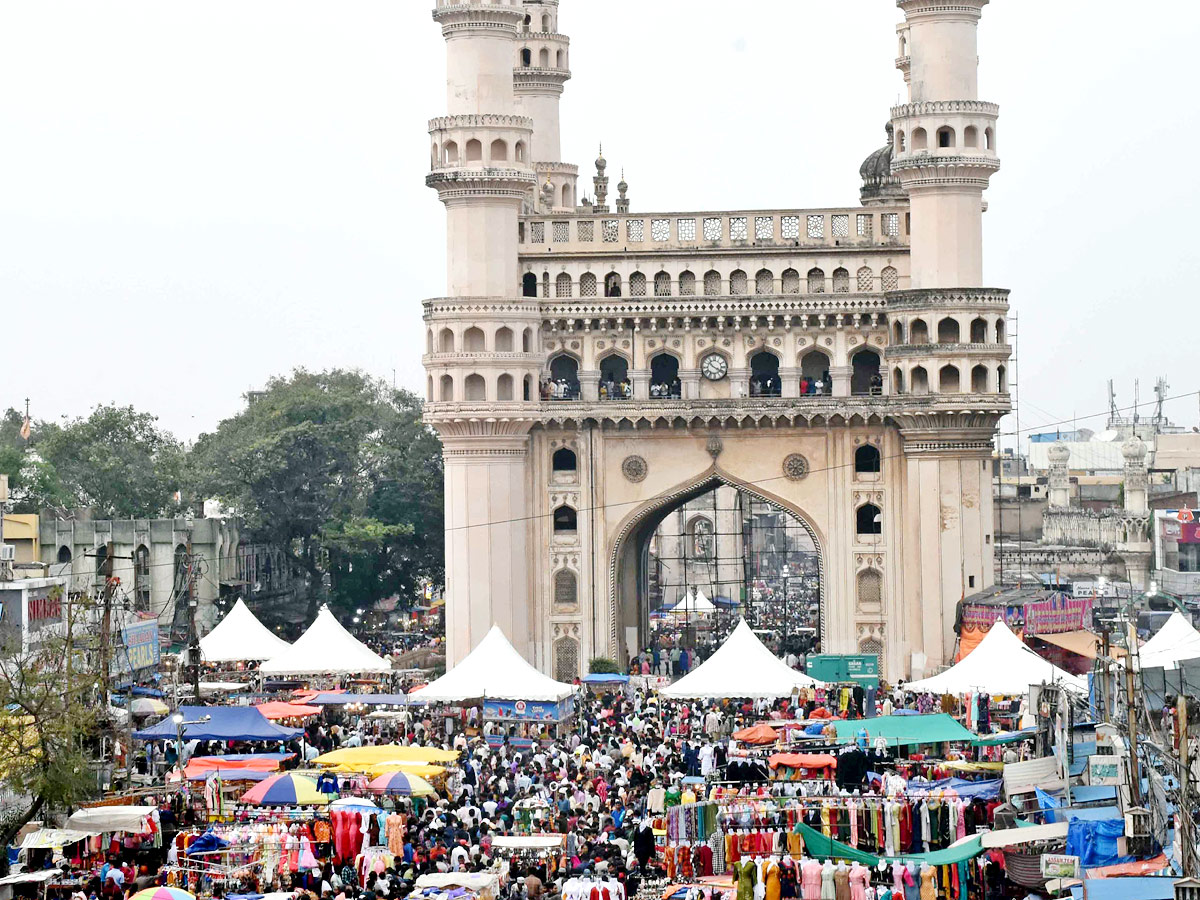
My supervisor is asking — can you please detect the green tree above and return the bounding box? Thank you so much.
[189,370,444,617]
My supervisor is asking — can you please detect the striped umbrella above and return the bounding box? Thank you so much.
[240,772,334,806]
[366,770,437,797]
[129,889,196,900]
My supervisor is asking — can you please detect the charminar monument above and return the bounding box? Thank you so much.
[422,0,1011,681]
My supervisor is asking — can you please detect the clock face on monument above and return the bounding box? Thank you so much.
[701,353,728,381]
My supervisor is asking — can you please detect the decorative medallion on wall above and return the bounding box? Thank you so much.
[621,455,648,483]
[706,435,724,460]
[783,453,810,481]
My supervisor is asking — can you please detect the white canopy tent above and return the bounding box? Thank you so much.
[1137,610,1200,670]
[260,606,392,676]
[668,588,716,616]
[198,599,292,663]
[65,806,157,834]
[660,618,825,699]
[906,619,1084,694]
[408,625,574,703]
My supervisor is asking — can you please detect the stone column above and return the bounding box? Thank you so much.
[830,366,852,398]
[679,369,701,400]
[579,372,600,402]
[630,369,650,400]
[779,366,800,399]
[728,368,750,399]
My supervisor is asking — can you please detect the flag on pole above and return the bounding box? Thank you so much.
[19,415,30,441]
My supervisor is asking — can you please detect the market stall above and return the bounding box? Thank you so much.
[198,599,293,664]
[259,606,393,677]
[661,620,824,699]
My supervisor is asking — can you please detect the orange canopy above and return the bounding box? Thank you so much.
[732,724,780,745]
[768,753,837,770]
[185,755,287,778]
[292,688,345,702]
[255,701,321,719]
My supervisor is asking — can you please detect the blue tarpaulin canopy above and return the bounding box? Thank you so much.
[830,714,976,747]
[307,693,409,706]
[1069,878,1176,900]
[186,831,231,855]
[581,674,630,684]
[133,706,301,742]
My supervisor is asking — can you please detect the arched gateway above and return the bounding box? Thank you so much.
[422,0,1010,681]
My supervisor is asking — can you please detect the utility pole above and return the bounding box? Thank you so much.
[0,474,10,583]
[186,541,201,699]
[98,540,116,703]
[1126,613,1143,808]
[1177,694,1197,876]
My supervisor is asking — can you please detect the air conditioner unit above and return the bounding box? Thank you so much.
[0,545,14,561]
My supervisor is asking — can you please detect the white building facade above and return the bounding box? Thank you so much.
[422,0,1011,680]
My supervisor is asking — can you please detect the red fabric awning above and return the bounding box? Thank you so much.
[768,753,837,770]
[733,724,780,745]
[255,701,321,720]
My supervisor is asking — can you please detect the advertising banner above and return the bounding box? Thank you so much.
[121,620,160,673]
[483,697,574,722]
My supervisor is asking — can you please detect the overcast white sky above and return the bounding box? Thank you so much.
[2,0,1197,445]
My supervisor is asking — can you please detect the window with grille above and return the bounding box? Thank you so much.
[554,569,577,609]
[857,266,874,292]
[627,219,644,242]
[602,220,619,242]
[730,270,747,294]
[531,221,545,243]
[808,268,825,293]
[654,272,671,296]
[882,213,900,237]
[807,215,824,238]
[704,271,721,295]
[881,266,899,291]
[782,269,800,294]
[577,220,594,242]
[755,216,774,240]
[677,218,696,241]
[832,268,850,293]
[554,636,580,682]
[832,215,849,238]
[552,221,569,242]
[858,569,882,610]
[580,273,597,297]
[857,214,873,237]
[755,269,774,294]
[679,271,696,296]
[782,215,800,239]
[556,273,572,297]
[859,637,883,672]
[730,217,748,240]
[703,217,722,241]
[651,218,670,241]
[630,272,647,296]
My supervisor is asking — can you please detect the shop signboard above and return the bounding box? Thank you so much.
[1040,855,1080,879]
[121,620,160,673]
[807,654,879,687]
[483,697,574,722]
[1087,755,1123,786]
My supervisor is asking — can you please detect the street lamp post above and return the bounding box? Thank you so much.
[170,713,210,783]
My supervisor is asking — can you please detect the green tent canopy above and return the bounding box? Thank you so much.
[829,714,976,748]
[793,822,983,866]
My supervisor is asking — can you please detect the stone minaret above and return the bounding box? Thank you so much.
[888,0,1011,668]
[1118,436,1152,590]
[1047,442,1071,509]
[426,0,541,664]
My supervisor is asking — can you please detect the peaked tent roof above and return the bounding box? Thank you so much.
[668,589,716,615]
[260,606,392,676]
[132,706,301,742]
[905,619,1084,695]
[660,619,825,698]
[407,625,575,703]
[1137,610,1200,670]
[198,598,292,663]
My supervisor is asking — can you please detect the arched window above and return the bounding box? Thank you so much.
[892,321,904,344]
[856,504,882,536]
[427,375,433,400]
[599,354,629,398]
[985,127,995,151]
[554,570,578,609]
[703,270,722,295]
[689,519,714,559]
[522,273,538,297]
[729,270,748,295]
[881,266,899,291]
[495,326,514,352]
[629,272,647,297]
[541,13,551,30]
[521,47,531,65]
[489,139,508,162]
[426,329,434,354]
[561,184,572,208]
[832,267,850,293]
[604,273,622,297]
[553,635,579,682]
[896,130,906,153]
[522,327,532,352]
[464,373,486,401]
[781,268,800,294]
[654,271,672,297]
[909,318,929,344]
[939,364,961,393]
[859,636,883,672]
[964,125,979,148]
[855,445,882,474]
[970,317,988,343]
[749,350,781,397]
[971,365,989,393]
[556,272,573,298]
[57,545,72,563]
[650,353,680,397]
[550,354,579,382]
[851,349,882,396]
[523,374,532,401]
[515,140,526,162]
[553,505,578,533]
[580,272,597,297]
[937,318,960,344]
[465,139,483,162]
[497,373,514,401]
[463,326,485,351]
[911,365,929,395]
[937,126,955,148]
[538,47,550,67]
[800,349,830,389]
[857,569,882,612]
[552,448,577,472]
[912,127,928,150]
[439,328,455,352]
[857,266,874,292]
[542,272,550,297]
[892,367,904,394]
[134,545,151,611]
[807,267,825,293]
[172,543,187,596]
[755,268,774,294]
[556,49,564,68]
[442,141,458,165]
[679,271,696,296]
[996,319,1006,343]
[440,374,454,401]
[997,364,1008,392]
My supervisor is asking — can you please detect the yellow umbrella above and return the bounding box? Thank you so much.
[363,761,446,779]
[314,744,458,766]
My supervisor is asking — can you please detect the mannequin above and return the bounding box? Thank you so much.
[833,862,850,900]
[848,863,870,900]
[735,855,758,900]
[801,857,823,900]
[903,863,919,900]
[820,861,835,900]
[754,857,767,900]
[917,864,935,900]
[764,855,782,900]
[779,855,798,900]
